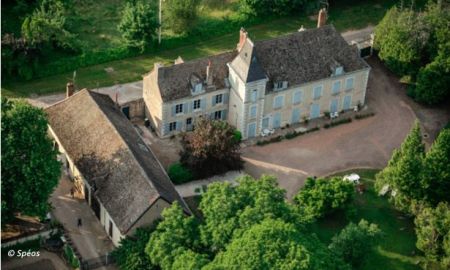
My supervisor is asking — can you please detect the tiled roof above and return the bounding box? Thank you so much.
[46,90,189,233]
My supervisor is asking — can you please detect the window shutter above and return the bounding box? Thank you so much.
[184,102,189,113]
[201,98,206,110]
[176,121,182,131]
[171,105,176,116]
[191,101,195,112]
[210,112,214,120]
[223,93,229,104]
[222,110,228,120]
[163,123,169,135]
[212,96,216,107]
[283,81,288,89]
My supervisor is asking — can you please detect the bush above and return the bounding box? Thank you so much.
[168,162,194,184]
[355,112,375,120]
[63,244,80,269]
[324,118,352,129]
[233,130,242,143]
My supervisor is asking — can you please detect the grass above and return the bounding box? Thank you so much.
[309,169,425,270]
[3,0,404,97]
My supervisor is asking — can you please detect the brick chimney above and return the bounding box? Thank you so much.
[66,82,74,98]
[317,8,327,28]
[206,60,213,86]
[237,27,248,52]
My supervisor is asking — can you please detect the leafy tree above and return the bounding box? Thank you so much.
[21,0,77,51]
[172,249,210,270]
[199,175,298,252]
[375,121,425,211]
[374,7,429,76]
[422,129,450,205]
[118,0,159,52]
[1,98,61,224]
[112,226,158,270]
[206,218,349,270]
[414,202,450,268]
[238,0,315,16]
[329,219,382,268]
[145,202,204,270]
[294,177,355,220]
[180,119,243,179]
[164,0,200,34]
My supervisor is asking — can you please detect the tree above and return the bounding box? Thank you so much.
[375,121,425,212]
[112,226,158,270]
[118,0,159,52]
[1,98,61,224]
[206,218,349,270]
[422,129,450,205]
[145,202,204,270]
[164,0,200,34]
[414,202,450,268]
[199,175,297,252]
[374,7,429,76]
[180,119,243,179]
[294,177,355,220]
[238,0,315,17]
[21,0,77,51]
[329,219,382,268]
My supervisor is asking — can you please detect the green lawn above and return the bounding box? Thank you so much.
[309,169,425,270]
[2,0,406,97]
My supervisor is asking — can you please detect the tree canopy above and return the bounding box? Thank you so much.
[143,175,351,270]
[164,0,200,34]
[374,1,450,104]
[414,202,450,268]
[329,219,382,268]
[1,98,61,224]
[118,0,159,52]
[180,119,243,179]
[294,177,355,220]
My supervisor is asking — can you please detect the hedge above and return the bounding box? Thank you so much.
[63,244,80,269]
[168,162,194,184]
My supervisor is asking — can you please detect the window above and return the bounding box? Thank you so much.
[313,85,322,100]
[335,66,344,75]
[273,95,284,109]
[345,77,354,90]
[194,83,202,93]
[250,105,257,118]
[215,94,223,104]
[193,99,201,110]
[169,122,177,131]
[175,104,183,114]
[276,82,283,89]
[251,90,258,103]
[214,110,222,120]
[332,81,341,95]
[186,118,192,125]
[292,90,302,104]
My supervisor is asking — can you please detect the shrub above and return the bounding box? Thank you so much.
[355,112,375,120]
[233,130,242,143]
[63,245,80,269]
[168,162,194,184]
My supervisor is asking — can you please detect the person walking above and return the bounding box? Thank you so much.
[77,218,82,227]
[70,187,75,198]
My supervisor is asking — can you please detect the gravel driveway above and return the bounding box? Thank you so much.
[242,57,450,199]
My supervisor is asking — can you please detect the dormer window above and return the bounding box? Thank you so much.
[335,66,344,76]
[274,81,287,91]
[194,83,203,93]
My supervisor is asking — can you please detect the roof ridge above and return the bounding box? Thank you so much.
[45,88,89,110]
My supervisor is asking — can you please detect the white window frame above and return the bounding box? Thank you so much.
[313,85,323,100]
[194,83,202,93]
[175,104,183,114]
[345,77,354,90]
[332,80,341,95]
[214,110,222,120]
[215,94,223,104]
[249,105,257,119]
[273,95,284,109]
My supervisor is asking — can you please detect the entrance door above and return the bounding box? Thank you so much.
[310,104,320,119]
[91,196,101,219]
[273,112,281,128]
[330,99,339,113]
[121,106,130,119]
[343,95,352,110]
[109,220,113,238]
[247,122,256,138]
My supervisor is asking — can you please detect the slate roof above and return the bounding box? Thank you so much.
[157,51,237,102]
[251,25,369,89]
[229,39,266,83]
[46,90,189,234]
